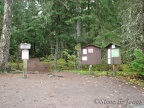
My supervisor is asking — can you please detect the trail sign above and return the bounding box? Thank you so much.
[20,43,31,78]
[105,42,121,65]
[105,42,121,76]
[22,50,29,60]
[20,43,31,49]
[81,44,102,75]
[81,45,101,65]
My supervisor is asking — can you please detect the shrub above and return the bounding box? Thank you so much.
[132,49,144,76]
[118,64,132,72]
[57,58,68,70]
[48,54,54,60]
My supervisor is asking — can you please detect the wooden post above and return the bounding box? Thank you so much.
[20,43,31,78]
[89,65,92,75]
[112,64,116,76]
[23,60,27,78]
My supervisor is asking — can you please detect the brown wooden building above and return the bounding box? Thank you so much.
[81,45,101,65]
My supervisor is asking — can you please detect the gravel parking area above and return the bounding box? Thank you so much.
[0,72,144,108]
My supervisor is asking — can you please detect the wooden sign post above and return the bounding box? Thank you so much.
[20,43,31,78]
[111,48,119,76]
[105,43,121,76]
[112,64,116,76]
[22,49,29,78]
[23,59,28,78]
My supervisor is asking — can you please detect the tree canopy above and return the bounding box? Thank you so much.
[0,0,143,70]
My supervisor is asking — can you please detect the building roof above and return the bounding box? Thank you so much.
[105,42,121,48]
[82,44,101,49]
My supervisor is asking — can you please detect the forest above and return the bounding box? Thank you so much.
[0,0,144,81]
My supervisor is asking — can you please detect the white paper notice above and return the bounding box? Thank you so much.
[108,58,111,64]
[108,49,111,58]
[83,49,87,54]
[112,44,115,49]
[88,49,93,53]
[82,56,87,61]
[22,50,29,60]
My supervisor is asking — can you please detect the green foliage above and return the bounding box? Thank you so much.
[57,52,77,70]
[47,54,54,60]
[92,71,107,76]
[63,50,77,69]
[118,64,132,72]
[0,2,3,47]
[0,0,4,35]
[57,58,67,70]
[64,70,89,75]
[67,59,76,69]
[79,70,89,75]
[5,0,143,75]
[44,51,77,71]
[9,0,122,59]
[132,49,144,76]
[119,0,142,63]
[9,62,23,70]
[140,82,144,86]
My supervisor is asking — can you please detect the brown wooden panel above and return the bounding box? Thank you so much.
[105,43,121,64]
[81,45,101,65]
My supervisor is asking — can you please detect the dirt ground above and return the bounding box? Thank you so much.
[0,58,144,108]
[27,58,49,73]
[0,72,144,108]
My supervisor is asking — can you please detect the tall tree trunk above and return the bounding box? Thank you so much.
[54,15,61,72]
[76,0,82,70]
[50,43,54,55]
[60,41,64,58]
[54,36,59,72]
[87,0,90,34]
[0,0,13,72]
[142,0,144,53]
